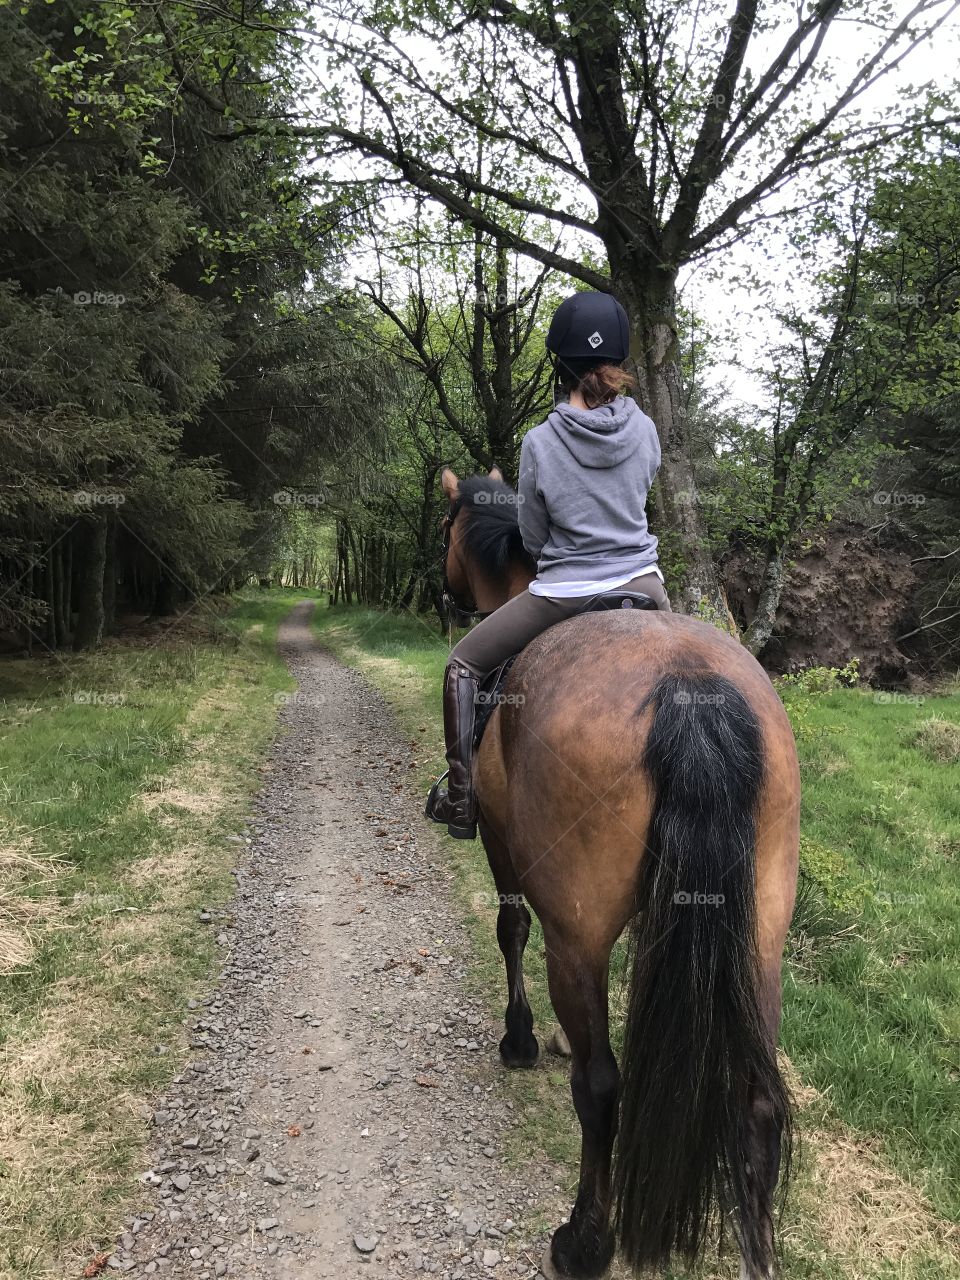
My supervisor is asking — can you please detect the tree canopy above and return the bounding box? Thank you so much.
[0,0,391,647]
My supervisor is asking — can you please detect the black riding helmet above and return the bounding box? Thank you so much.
[546,291,630,361]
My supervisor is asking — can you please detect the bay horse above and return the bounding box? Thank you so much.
[439,468,799,1280]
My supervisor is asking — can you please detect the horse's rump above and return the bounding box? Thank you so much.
[481,609,795,934]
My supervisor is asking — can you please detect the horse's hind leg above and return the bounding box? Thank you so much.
[478,816,538,1069]
[739,1090,781,1280]
[543,932,617,1279]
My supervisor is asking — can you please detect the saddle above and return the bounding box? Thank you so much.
[473,590,657,747]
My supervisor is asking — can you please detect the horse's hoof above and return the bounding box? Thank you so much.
[540,1243,564,1280]
[548,1221,614,1279]
[499,1033,539,1069]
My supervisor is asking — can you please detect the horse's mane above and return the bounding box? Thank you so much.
[456,474,536,579]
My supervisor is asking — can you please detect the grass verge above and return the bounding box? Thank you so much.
[0,588,314,1280]
[312,603,960,1280]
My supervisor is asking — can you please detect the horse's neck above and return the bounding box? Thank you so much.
[504,563,535,602]
[470,562,534,613]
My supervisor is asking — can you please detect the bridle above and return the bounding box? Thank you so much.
[440,498,492,623]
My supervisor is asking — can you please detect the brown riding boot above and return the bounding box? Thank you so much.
[424,664,479,839]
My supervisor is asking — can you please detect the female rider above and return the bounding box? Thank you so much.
[425,291,671,839]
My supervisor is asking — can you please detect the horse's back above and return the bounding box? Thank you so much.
[516,608,784,712]
[497,609,790,766]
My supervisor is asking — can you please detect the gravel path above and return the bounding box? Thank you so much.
[107,601,565,1280]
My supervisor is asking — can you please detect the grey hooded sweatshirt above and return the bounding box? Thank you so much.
[517,395,660,590]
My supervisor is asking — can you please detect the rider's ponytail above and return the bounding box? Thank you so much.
[577,362,636,408]
[556,358,636,408]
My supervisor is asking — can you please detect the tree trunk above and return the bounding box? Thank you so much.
[415,464,440,610]
[54,540,68,645]
[63,533,73,636]
[73,517,107,650]
[386,539,397,605]
[482,238,517,476]
[616,267,735,627]
[346,526,362,603]
[743,547,787,656]
[333,526,342,604]
[102,514,117,635]
[44,547,57,648]
[340,523,354,605]
[153,573,180,617]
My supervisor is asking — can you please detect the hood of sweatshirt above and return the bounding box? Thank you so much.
[545,395,646,468]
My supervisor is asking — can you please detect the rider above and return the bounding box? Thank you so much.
[425,290,671,839]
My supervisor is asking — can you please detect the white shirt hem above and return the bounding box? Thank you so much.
[528,565,663,599]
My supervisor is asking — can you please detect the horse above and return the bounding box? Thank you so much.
[438,467,800,1280]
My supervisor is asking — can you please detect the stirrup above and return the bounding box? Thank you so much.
[424,769,478,840]
[424,769,449,819]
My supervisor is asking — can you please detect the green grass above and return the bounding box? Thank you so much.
[312,603,960,1278]
[0,588,317,1280]
[782,687,960,1223]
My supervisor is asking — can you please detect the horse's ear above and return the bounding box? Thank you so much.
[489,464,504,482]
[440,467,460,500]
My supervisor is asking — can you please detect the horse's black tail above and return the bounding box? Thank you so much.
[612,671,792,1273]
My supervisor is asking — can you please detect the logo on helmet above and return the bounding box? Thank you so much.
[587,331,603,348]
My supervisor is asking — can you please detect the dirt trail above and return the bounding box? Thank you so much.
[107,601,564,1280]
